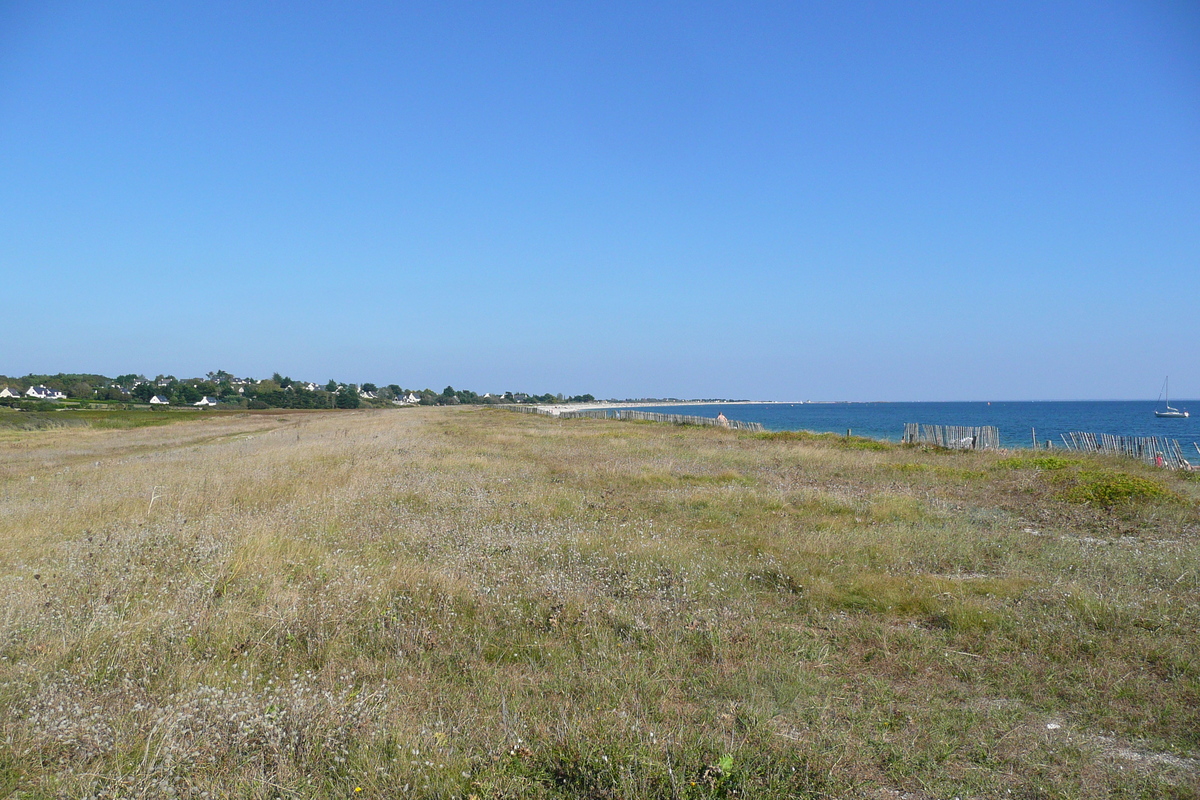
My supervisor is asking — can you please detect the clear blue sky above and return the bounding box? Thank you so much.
[2,1,1197,400]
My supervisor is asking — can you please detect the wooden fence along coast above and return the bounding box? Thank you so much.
[508,409,1194,469]
[1059,432,1194,471]
[506,405,765,431]
[902,423,1000,450]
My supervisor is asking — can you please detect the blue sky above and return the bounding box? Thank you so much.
[2,1,1197,400]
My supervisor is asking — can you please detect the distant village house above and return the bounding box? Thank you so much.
[25,385,66,401]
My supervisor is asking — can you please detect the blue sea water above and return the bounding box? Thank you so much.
[628,401,1200,451]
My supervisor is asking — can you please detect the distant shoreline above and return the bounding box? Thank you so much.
[535,399,1191,412]
[533,399,785,415]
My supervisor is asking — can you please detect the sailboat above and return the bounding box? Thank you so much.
[1155,377,1189,418]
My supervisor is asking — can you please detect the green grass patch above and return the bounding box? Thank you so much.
[626,469,753,489]
[886,463,988,480]
[786,495,857,518]
[758,430,892,450]
[811,572,1026,623]
[996,456,1079,470]
[867,494,925,522]
[1057,470,1179,507]
[84,410,198,429]
[0,409,208,431]
[0,412,89,431]
[889,462,933,473]
[927,600,1005,632]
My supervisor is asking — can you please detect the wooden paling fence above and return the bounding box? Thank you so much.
[505,405,546,416]
[562,408,765,431]
[902,423,1000,450]
[505,405,764,431]
[1059,431,1193,470]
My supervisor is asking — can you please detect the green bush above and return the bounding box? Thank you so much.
[1059,470,1177,507]
[16,400,57,412]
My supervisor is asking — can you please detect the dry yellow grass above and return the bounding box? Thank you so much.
[0,407,1197,798]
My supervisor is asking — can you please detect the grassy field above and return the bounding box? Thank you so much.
[0,408,213,434]
[0,407,1196,799]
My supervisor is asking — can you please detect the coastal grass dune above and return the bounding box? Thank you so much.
[0,407,1197,798]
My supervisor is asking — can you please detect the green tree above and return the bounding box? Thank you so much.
[175,384,201,404]
[335,388,360,409]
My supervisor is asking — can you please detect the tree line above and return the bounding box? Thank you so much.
[0,372,595,410]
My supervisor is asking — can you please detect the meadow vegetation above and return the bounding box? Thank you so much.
[0,409,205,434]
[0,408,1197,798]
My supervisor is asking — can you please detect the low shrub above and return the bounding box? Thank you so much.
[1058,470,1177,507]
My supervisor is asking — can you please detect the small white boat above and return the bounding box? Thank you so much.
[1155,377,1189,418]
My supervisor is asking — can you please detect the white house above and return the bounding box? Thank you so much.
[358,388,377,399]
[0,386,20,399]
[25,385,66,401]
[149,395,170,405]
[193,396,219,407]
[403,392,421,404]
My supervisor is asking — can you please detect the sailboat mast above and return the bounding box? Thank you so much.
[1156,376,1189,417]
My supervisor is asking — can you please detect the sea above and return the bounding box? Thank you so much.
[627,401,1200,451]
